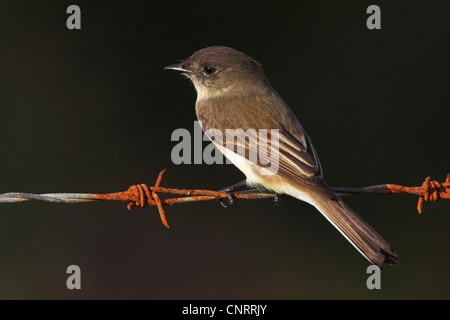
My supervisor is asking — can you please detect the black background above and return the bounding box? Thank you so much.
[0,1,449,299]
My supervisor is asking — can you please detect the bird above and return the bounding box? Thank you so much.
[164,46,398,267]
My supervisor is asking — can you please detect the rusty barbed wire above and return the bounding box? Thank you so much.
[332,173,450,214]
[0,169,448,228]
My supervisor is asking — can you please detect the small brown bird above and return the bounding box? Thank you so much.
[165,46,398,267]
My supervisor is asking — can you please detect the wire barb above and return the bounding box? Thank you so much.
[416,174,450,214]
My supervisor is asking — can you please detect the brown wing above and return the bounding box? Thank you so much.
[196,90,332,198]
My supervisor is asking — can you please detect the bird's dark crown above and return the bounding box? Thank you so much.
[181,46,267,90]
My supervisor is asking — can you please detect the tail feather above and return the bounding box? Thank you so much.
[310,195,398,267]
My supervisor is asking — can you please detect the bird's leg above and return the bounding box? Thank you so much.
[218,180,248,208]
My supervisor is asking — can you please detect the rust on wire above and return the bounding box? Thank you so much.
[91,169,273,228]
[332,173,450,214]
[0,170,449,228]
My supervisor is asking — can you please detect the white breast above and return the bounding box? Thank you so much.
[214,143,263,186]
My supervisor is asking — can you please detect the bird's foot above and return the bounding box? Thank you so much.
[218,192,234,208]
[217,179,247,208]
[272,193,282,206]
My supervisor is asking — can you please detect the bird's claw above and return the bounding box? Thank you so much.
[217,180,247,208]
[218,192,234,208]
[272,193,282,206]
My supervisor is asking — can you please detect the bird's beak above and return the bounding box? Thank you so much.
[163,62,191,73]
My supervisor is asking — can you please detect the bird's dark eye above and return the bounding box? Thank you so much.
[203,66,216,75]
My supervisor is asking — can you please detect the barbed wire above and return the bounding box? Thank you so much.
[1,169,449,228]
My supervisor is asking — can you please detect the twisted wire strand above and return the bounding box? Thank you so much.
[0,171,448,225]
[0,192,98,203]
[0,184,425,203]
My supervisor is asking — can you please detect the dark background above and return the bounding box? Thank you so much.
[0,0,449,299]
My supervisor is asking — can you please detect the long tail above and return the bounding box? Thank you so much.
[309,194,398,267]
